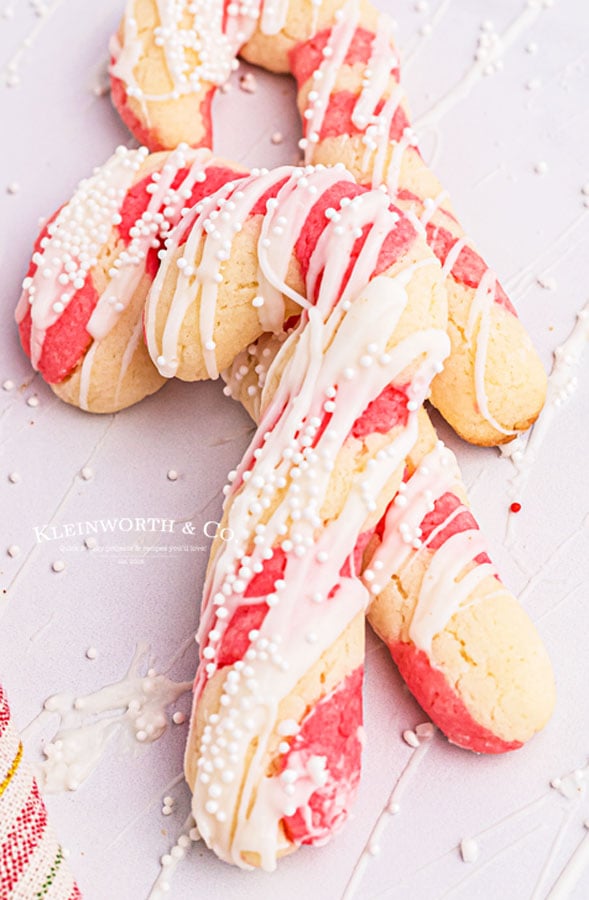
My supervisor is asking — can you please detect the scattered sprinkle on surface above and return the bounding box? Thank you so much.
[403,729,420,748]
[460,838,480,863]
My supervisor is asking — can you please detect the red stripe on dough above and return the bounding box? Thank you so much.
[214,602,269,668]
[294,181,366,281]
[352,383,409,439]
[340,529,374,578]
[425,224,515,313]
[244,547,287,597]
[390,641,523,753]
[375,211,417,272]
[289,28,399,88]
[296,188,416,305]
[250,176,290,217]
[18,275,99,384]
[420,492,479,550]
[282,666,363,844]
[120,165,244,244]
[316,90,410,143]
[2,781,48,894]
[214,548,287,668]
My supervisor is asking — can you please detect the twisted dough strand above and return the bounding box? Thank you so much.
[111,0,547,445]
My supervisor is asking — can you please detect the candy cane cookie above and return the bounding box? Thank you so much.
[184,176,450,868]
[15,145,246,413]
[222,340,555,753]
[110,0,547,446]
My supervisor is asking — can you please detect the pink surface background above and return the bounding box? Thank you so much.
[0,1,588,897]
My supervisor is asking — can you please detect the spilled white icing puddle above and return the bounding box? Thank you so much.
[23,644,192,793]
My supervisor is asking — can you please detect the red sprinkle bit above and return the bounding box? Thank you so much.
[510,502,522,514]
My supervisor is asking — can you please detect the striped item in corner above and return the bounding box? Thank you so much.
[0,684,81,899]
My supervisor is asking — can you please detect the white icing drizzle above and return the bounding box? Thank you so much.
[114,315,145,405]
[465,267,517,437]
[441,235,467,278]
[370,87,407,192]
[260,0,290,36]
[414,0,557,132]
[1,0,66,87]
[300,4,405,190]
[367,442,501,656]
[293,1,520,440]
[545,825,589,899]
[17,144,214,402]
[187,182,449,868]
[110,0,259,118]
[148,168,284,379]
[149,165,356,380]
[341,729,436,899]
[420,191,449,227]
[505,210,588,301]
[504,299,589,515]
[147,814,201,900]
[25,645,192,793]
[15,147,145,367]
[78,340,99,412]
[353,13,397,129]
[403,0,453,70]
[301,0,361,159]
[87,146,211,341]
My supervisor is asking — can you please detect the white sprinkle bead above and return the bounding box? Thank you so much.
[2,380,15,391]
[7,545,20,558]
[85,647,98,660]
[80,466,94,480]
[26,395,39,408]
[415,722,435,740]
[6,182,20,195]
[172,711,186,725]
[8,472,20,484]
[84,537,97,550]
[52,560,66,573]
[534,160,549,175]
[402,729,420,748]
[167,469,179,481]
[460,838,479,863]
